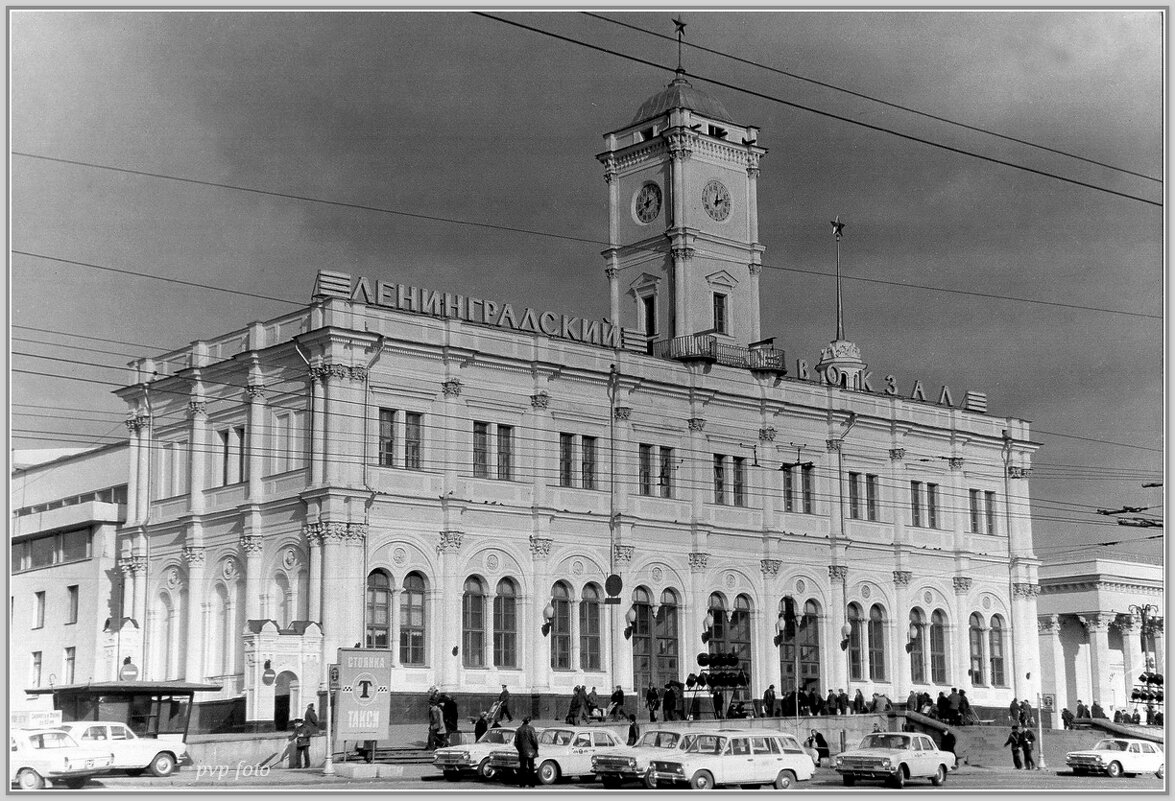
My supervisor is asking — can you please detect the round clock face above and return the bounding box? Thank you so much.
[702,179,732,222]
[634,183,662,224]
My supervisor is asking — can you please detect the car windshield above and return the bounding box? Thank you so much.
[1093,740,1130,752]
[639,731,681,749]
[860,734,908,750]
[540,730,574,746]
[686,735,727,755]
[480,729,515,745]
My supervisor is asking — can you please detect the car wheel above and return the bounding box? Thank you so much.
[538,760,559,785]
[890,765,908,788]
[841,775,855,786]
[1106,761,1123,779]
[774,769,796,789]
[602,776,622,789]
[644,772,659,789]
[690,770,715,790]
[1156,764,1164,779]
[17,768,45,791]
[62,777,88,789]
[477,757,497,781]
[931,764,947,786]
[150,752,177,778]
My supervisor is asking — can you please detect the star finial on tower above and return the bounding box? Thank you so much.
[831,215,846,241]
[673,16,687,72]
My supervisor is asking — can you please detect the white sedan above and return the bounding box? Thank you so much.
[592,728,700,788]
[1066,738,1164,778]
[10,728,115,790]
[835,731,956,788]
[432,726,517,780]
[647,729,816,790]
[489,726,623,785]
[56,721,187,777]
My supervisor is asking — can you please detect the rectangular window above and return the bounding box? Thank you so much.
[985,491,997,535]
[927,483,939,528]
[66,585,78,625]
[581,436,597,490]
[801,465,814,514]
[559,433,574,487]
[639,444,653,496]
[462,595,484,668]
[270,410,305,475]
[30,535,56,569]
[579,602,601,671]
[782,466,795,513]
[969,489,981,532]
[378,409,396,467]
[493,595,517,668]
[496,425,513,480]
[31,651,42,688]
[713,293,728,334]
[643,295,656,336]
[473,422,489,478]
[61,530,89,562]
[405,412,423,469]
[713,455,726,504]
[33,591,45,629]
[910,481,922,527]
[865,474,879,521]
[63,647,75,684]
[732,457,746,507]
[848,472,861,519]
[658,447,674,498]
[219,426,246,486]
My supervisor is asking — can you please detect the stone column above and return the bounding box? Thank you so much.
[605,263,621,341]
[613,545,636,691]
[888,449,907,545]
[344,522,367,654]
[530,536,554,691]
[667,132,692,337]
[1117,615,1144,712]
[826,440,844,538]
[952,577,973,688]
[188,400,208,513]
[437,530,463,689]
[1081,613,1114,713]
[893,570,913,701]
[241,533,264,621]
[1038,615,1065,726]
[948,458,966,552]
[125,417,141,526]
[182,545,207,681]
[305,524,323,625]
[687,552,710,719]
[747,263,762,345]
[745,153,762,342]
[319,522,347,661]
[828,565,849,695]
[136,416,152,524]
[760,559,783,698]
[309,368,326,485]
[246,385,266,499]
[1011,582,1041,700]
[322,365,348,486]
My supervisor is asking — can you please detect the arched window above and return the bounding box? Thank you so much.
[968,612,985,685]
[400,572,426,665]
[655,589,680,689]
[795,599,821,694]
[493,578,517,668]
[580,584,602,671]
[365,570,392,649]
[272,572,291,628]
[550,582,571,670]
[154,591,174,680]
[989,615,1006,686]
[847,603,864,681]
[730,595,753,701]
[868,604,887,681]
[930,609,948,684]
[462,577,486,668]
[632,587,654,691]
[909,608,927,684]
[214,583,232,675]
[707,593,728,648]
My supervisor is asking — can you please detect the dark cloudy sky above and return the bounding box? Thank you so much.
[10,9,1164,564]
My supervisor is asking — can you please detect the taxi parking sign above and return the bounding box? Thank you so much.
[336,649,391,739]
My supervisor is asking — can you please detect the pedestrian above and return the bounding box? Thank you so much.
[1113,708,1123,724]
[498,684,514,723]
[1003,725,1023,769]
[514,716,539,788]
[852,689,866,714]
[712,686,725,719]
[763,684,777,717]
[872,722,881,733]
[1020,726,1037,770]
[442,693,459,739]
[663,682,677,722]
[304,703,319,732]
[907,690,919,713]
[1019,698,1033,727]
[1076,699,1088,719]
[646,685,660,722]
[576,685,591,723]
[1146,704,1155,725]
[1131,708,1141,725]
[1061,707,1074,729]
[947,688,961,725]
[1008,697,1020,725]
[628,714,640,746]
[805,729,830,766]
[428,698,445,750]
[959,690,972,725]
[826,689,838,716]
[941,728,957,758]
[588,686,601,719]
[475,712,489,741]
[837,689,849,716]
[809,688,824,716]
[609,685,626,721]
[1090,700,1106,719]
[936,691,950,721]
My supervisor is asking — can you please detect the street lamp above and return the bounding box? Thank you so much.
[541,603,555,637]
[702,612,715,644]
[624,607,638,640]
[840,622,852,650]
[906,621,920,654]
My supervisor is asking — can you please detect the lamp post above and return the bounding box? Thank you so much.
[1129,603,1160,660]
[542,603,555,637]
[841,622,853,712]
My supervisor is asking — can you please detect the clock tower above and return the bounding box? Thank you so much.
[598,69,767,350]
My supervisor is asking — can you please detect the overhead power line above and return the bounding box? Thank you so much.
[475,12,1162,208]
[583,12,1161,184]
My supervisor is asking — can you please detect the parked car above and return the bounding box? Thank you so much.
[592,728,701,788]
[835,731,956,788]
[488,726,622,785]
[647,729,816,790]
[1066,737,1164,778]
[56,720,186,777]
[432,726,517,781]
[10,728,115,790]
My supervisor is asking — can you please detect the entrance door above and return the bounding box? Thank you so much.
[274,670,298,730]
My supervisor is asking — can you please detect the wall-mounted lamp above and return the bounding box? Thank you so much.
[905,622,920,654]
[701,612,715,644]
[773,615,786,647]
[840,623,852,651]
[541,603,555,637]
[624,607,638,640]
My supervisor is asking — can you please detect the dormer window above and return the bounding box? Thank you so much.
[708,124,727,139]
[638,126,655,142]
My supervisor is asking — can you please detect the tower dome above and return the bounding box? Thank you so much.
[630,69,734,126]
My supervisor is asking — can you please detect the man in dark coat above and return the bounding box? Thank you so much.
[566,686,581,724]
[474,712,489,741]
[837,689,849,716]
[1019,698,1033,727]
[587,687,601,718]
[805,729,830,766]
[937,692,950,721]
[427,699,445,751]
[940,728,957,758]
[1020,726,1037,770]
[809,689,823,716]
[662,682,677,721]
[1002,725,1024,769]
[609,686,626,721]
[907,690,919,713]
[763,684,777,717]
[826,689,839,715]
[303,703,319,732]
[711,686,725,719]
[577,685,592,723]
[289,718,312,768]
[627,714,640,746]
[1090,700,1106,719]
[1076,699,1088,719]
[514,717,539,787]
[497,684,514,723]
[1060,707,1074,729]
[441,694,459,739]
[947,688,961,724]
[958,690,971,725]
[646,685,660,722]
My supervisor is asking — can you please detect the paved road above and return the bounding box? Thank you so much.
[85,764,1164,792]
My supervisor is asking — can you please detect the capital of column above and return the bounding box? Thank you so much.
[602,156,618,183]
[948,457,965,470]
[1079,613,1114,633]
[187,400,208,419]
[760,558,781,577]
[530,392,550,410]
[245,385,266,402]
[671,246,696,262]
[347,522,369,543]
[125,415,151,433]
[181,545,206,566]
[529,535,553,560]
[442,378,463,398]
[1113,614,1140,634]
[667,131,694,160]
[119,555,148,575]
[952,576,973,594]
[437,529,464,556]
[1038,614,1061,633]
[758,426,776,442]
[308,366,327,384]
[1008,466,1030,479]
[688,553,709,573]
[303,522,324,547]
[889,448,906,462]
[1012,582,1040,598]
[324,363,349,381]
[828,565,849,581]
[826,439,842,452]
[747,263,762,277]
[893,570,913,587]
[240,535,263,556]
[687,417,706,432]
[321,521,350,544]
[614,406,632,421]
[613,544,634,565]
[348,366,369,382]
[604,266,619,280]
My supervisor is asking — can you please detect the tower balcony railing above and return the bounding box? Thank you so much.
[649,335,786,375]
